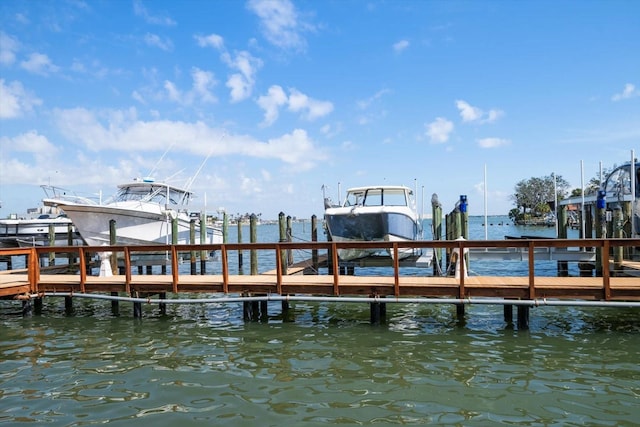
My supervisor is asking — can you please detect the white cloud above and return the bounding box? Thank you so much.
[223,51,262,102]
[195,33,225,50]
[163,67,218,105]
[256,85,333,126]
[456,100,503,123]
[357,89,391,110]
[288,89,333,120]
[51,107,325,169]
[196,34,262,103]
[0,79,42,119]
[247,0,314,51]
[477,137,510,148]
[425,117,454,143]
[20,53,59,75]
[144,33,173,51]
[611,83,638,101]
[257,85,288,126]
[10,130,58,155]
[133,0,176,26]
[0,32,19,66]
[393,40,409,53]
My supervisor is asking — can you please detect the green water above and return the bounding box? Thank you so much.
[2,218,638,425]
[1,299,639,426]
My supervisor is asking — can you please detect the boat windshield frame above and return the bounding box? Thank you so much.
[343,187,410,208]
[115,183,192,206]
[603,162,639,199]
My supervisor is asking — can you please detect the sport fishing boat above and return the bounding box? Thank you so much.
[42,178,223,247]
[0,210,82,248]
[323,185,422,260]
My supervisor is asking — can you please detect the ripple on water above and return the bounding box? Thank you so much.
[1,298,639,426]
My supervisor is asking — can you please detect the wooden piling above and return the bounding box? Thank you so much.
[517,306,529,330]
[250,215,258,275]
[200,211,207,274]
[65,296,73,315]
[223,212,228,243]
[279,212,287,275]
[286,216,293,266]
[190,219,197,275]
[311,215,318,272]
[432,195,443,276]
[109,220,119,315]
[557,205,569,276]
[48,224,55,265]
[159,292,167,315]
[238,219,243,270]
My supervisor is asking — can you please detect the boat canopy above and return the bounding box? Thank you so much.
[603,161,639,199]
[343,186,411,208]
[115,182,192,206]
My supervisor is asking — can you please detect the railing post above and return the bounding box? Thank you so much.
[528,241,536,299]
[221,245,229,294]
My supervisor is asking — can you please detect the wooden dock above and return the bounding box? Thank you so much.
[1,239,639,302]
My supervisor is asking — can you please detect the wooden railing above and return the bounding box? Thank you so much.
[1,238,639,300]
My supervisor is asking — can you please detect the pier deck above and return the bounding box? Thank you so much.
[1,238,639,303]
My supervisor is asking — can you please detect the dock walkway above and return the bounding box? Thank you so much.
[1,239,639,303]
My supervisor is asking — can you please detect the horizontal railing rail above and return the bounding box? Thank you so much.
[1,238,639,301]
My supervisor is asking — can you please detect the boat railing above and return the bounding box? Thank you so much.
[41,185,101,205]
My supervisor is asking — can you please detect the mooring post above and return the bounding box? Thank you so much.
[557,205,568,276]
[48,223,56,266]
[250,214,258,275]
[279,213,287,275]
[517,306,529,330]
[67,223,75,265]
[456,303,465,324]
[133,293,142,319]
[595,190,606,276]
[238,218,243,271]
[200,211,207,274]
[34,296,43,315]
[432,194,443,276]
[613,207,624,274]
[370,294,381,325]
[311,215,318,272]
[504,304,513,323]
[65,296,73,315]
[223,212,229,243]
[286,215,293,266]
[190,219,197,275]
[159,292,167,315]
[22,299,33,317]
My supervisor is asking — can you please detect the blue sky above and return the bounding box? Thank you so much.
[1,0,638,220]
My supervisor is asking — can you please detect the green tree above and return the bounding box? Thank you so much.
[510,173,570,217]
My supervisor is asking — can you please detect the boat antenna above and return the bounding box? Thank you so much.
[148,142,177,178]
[184,132,226,193]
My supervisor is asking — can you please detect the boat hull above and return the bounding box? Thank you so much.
[324,210,420,260]
[55,204,222,247]
[0,218,82,247]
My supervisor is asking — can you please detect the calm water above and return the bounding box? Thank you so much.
[1,216,639,426]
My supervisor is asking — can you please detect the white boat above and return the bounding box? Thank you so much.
[323,185,423,260]
[0,208,82,248]
[42,179,223,248]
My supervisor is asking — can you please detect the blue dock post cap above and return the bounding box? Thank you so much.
[596,190,606,209]
[459,195,468,213]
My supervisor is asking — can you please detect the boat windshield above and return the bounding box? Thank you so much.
[604,163,639,198]
[344,188,408,207]
[116,185,190,206]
